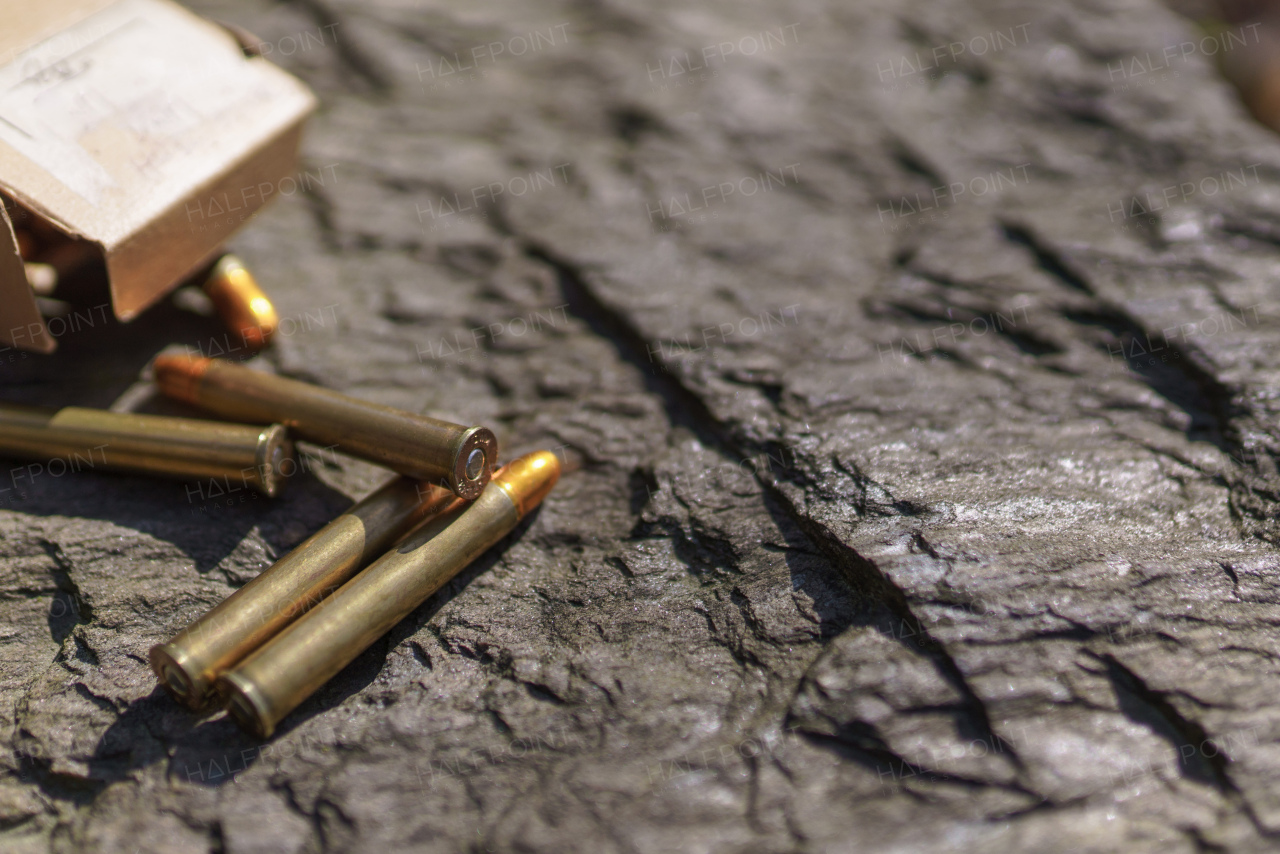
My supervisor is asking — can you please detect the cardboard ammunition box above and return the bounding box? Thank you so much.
[0,0,317,353]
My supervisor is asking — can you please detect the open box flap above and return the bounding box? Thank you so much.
[0,203,53,354]
[0,0,315,341]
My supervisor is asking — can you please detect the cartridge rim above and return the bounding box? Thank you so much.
[254,425,294,497]
[449,426,497,500]
[150,643,215,711]
[217,671,274,739]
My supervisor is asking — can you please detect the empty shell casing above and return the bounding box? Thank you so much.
[218,451,560,737]
[153,354,497,499]
[151,476,459,709]
[0,403,292,496]
[202,254,279,350]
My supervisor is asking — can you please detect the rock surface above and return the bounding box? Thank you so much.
[5,0,1280,851]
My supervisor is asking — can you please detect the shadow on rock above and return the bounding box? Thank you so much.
[0,270,231,409]
[761,488,863,640]
[88,685,267,788]
[6,465,351,575]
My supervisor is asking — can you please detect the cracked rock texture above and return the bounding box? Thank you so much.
[4,0,1280,851]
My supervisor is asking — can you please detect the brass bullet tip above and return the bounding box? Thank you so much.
[153,353,213,405]
[492,450,561,519]
[203,254,279,350]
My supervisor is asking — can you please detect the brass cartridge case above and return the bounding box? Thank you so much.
[201,254,279,350]
[0,403,292,496]
[151,476,458,709]
[218,451,560,737]
[153,354,497,499]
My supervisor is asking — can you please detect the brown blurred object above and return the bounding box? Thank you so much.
[37,239,99,280]
[200,254,279,350]
[13,221,101,298]
[1174,0,1280,130]
[13,229,34,260]
[1219,17,1280,130]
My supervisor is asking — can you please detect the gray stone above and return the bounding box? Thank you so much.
[4,0,1280,850]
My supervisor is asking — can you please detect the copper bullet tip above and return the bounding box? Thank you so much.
[153,353,213,405]
[492,450,561,519]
